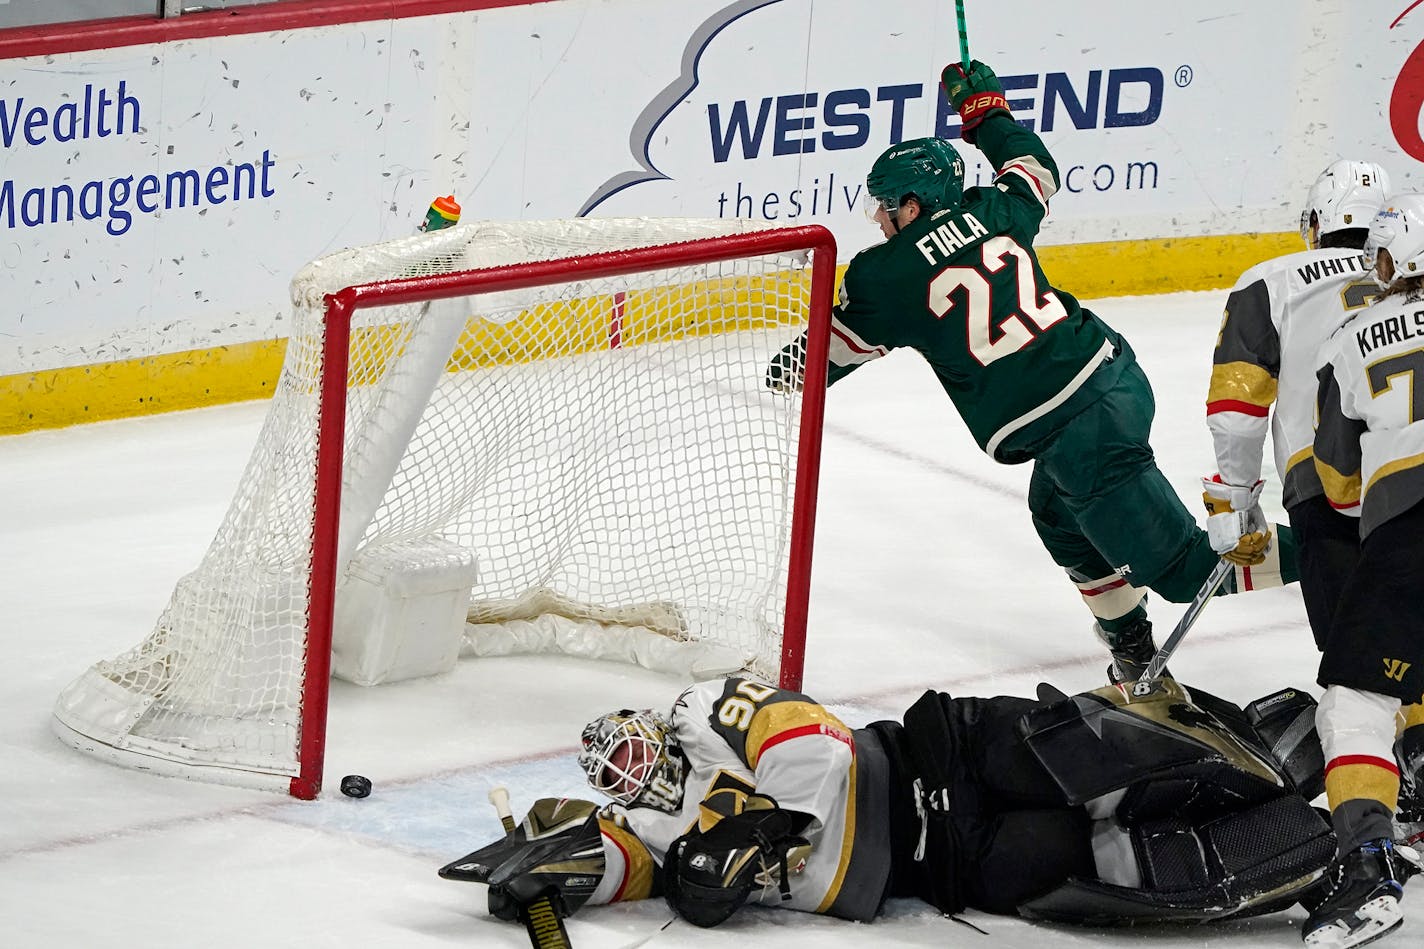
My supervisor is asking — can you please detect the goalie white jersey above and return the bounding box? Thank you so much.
[588,677,891,921]
[1207,247,1378,506]
[1314,289,1424,538]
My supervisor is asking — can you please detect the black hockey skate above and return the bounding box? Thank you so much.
[1301,838,1419,948]
[1095,617,1163,684]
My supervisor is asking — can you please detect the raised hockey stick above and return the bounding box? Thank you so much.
[1139,557,1234,682]
[955,0,971,69]
[488,786,576,949]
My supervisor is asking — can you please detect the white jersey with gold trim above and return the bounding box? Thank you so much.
[1207,247,1376,507]
[587,677,889,920]
[1314,289,1424,537]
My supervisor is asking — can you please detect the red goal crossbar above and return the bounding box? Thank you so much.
[294,225,838,798]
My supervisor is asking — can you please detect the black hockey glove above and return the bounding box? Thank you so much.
[438,798,606,923]
[765,333,807,393]
[663,793,811,928]
[941,60,1010,144]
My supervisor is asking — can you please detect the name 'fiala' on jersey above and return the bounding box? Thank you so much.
[819,120,1125,463]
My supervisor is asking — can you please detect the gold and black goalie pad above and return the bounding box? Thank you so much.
[1244,687,1325,800]
[1017,679,1290,822]
[1019,794,1334,925]
[663,792,811,928]
[439,797,605,937]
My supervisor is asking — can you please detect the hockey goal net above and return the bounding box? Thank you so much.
[52,218,836,798]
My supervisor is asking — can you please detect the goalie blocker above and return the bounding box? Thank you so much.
[439,798,605,948]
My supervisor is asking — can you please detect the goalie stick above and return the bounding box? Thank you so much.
[1139,557,1234,682]
[488,786,576,949]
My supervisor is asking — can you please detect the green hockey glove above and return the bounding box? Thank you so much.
[941,60,1010,143]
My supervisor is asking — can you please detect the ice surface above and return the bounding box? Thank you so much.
[3,291,1415,947]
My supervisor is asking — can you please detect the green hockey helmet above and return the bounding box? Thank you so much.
[865,137,965,220]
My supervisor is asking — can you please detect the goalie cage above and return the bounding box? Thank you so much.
[52,217,837,798]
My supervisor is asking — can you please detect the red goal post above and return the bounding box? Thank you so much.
[54,219,837,799]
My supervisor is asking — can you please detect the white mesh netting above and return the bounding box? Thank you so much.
[53,217,823,787]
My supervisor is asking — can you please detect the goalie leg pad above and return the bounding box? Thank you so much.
[1246,687,1325,800]
[1020,794,1334,924]
[1016,679,1286,818]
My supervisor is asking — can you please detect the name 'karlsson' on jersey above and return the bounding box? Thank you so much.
[1315,292,1424,536]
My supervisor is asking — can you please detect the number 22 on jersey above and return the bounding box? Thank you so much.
[929,235,1068,367]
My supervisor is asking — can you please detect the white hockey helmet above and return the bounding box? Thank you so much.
[1365,194,1424,288]
[578,709,685,812]
[1299,160,1391,249]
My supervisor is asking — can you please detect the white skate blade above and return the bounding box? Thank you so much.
[1304,894,1403,949]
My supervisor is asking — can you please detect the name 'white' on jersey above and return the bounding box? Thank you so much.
[1208,247,1376,506]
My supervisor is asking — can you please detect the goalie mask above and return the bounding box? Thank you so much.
[1365,194,1424,290]
[865,137,965,230]
[578,709,686,812]
[1299,160,1390,249]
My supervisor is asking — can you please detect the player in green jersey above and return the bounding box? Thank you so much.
[768,60,1296,681]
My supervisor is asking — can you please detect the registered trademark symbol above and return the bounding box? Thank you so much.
[1175,65,1193,88]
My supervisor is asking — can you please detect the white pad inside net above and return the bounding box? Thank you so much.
[53,217,820,785]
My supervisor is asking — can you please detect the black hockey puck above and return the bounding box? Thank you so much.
[340,774,372,798]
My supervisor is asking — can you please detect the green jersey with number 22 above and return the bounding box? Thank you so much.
[828,119,1123,463]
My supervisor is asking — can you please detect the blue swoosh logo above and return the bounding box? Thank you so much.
[578,0,789,216]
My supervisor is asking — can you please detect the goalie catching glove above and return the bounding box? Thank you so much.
[664,792,812,928]
[1202,475,1271,566]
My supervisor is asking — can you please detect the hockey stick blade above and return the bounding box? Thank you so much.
[1140,557,1233,681]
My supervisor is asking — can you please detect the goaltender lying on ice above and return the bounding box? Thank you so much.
[439,674,1357,938]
